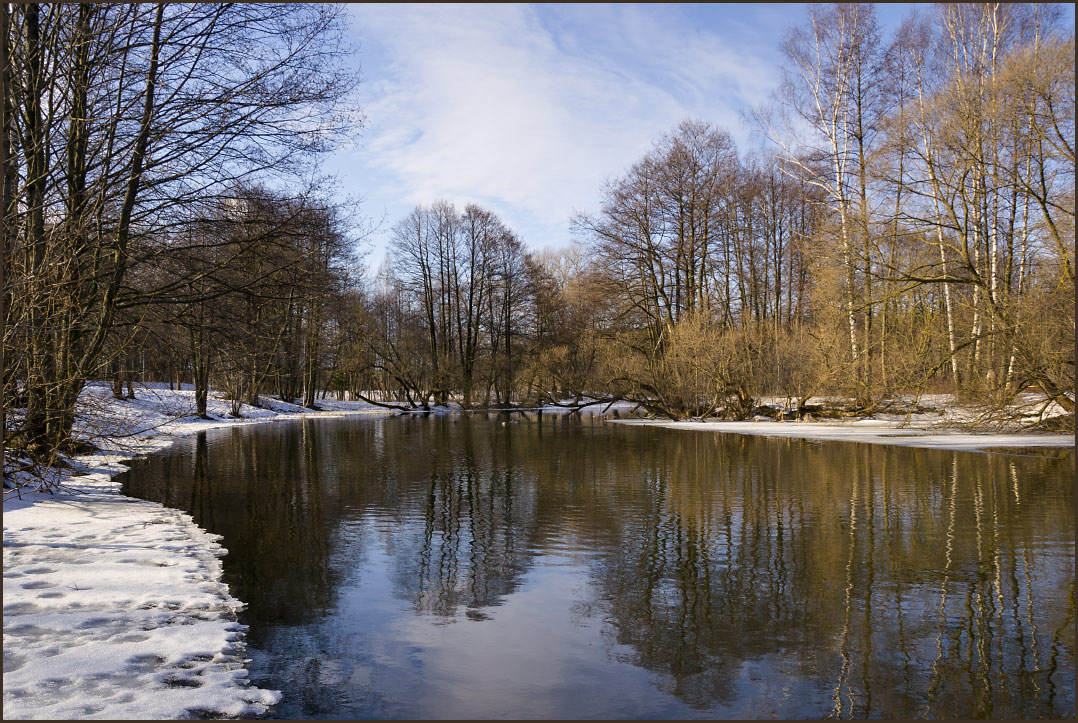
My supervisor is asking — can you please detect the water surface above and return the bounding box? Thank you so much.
[121,414,1074,719]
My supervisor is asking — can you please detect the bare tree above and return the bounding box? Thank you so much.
[762,4,882,395]
[3,3,358,462]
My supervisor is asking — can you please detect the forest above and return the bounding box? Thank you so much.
[3,3,1074,466]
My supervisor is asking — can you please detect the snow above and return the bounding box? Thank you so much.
[4,383,391,720]
[610,417,1074,451]
[599,393,1073,451]
[537,399,640,414]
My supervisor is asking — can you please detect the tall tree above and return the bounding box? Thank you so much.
[3,3,358,458]
[765,4,882,395]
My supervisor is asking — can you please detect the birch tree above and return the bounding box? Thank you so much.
[765,4,882,395]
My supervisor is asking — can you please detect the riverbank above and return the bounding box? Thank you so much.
[3,383,391,720]
[606,394,1074,451]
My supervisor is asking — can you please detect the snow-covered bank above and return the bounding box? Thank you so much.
[609,417,1073,452]
[3,384,391,720]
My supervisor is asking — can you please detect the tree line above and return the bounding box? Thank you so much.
[4,3,1073,470]
[359,5,1072,422]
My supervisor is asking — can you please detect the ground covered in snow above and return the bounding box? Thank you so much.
[3,384,389,720]
[608,394,1074,451]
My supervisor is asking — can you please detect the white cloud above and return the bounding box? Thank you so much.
[345,3,780,249]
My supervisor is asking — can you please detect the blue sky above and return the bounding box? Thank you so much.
[323,3,1072,271]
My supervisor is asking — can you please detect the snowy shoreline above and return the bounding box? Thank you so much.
[3,384,391,720]
[597,392,1074,452]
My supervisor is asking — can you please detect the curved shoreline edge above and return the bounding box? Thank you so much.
[3,388,391,720]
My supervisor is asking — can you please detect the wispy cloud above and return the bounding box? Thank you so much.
[344,4,780,249]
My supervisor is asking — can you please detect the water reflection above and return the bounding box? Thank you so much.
[121,416,1074,719]
[382,420,537,619]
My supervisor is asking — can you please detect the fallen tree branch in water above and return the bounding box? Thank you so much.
[535,395,626,413]
[348,391,423,412]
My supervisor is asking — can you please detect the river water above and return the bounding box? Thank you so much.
[120,414,1074,719]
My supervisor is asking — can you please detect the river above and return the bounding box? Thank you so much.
[120,413,1074,719]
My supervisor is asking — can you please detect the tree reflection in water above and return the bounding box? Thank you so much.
[122,415,1074,719]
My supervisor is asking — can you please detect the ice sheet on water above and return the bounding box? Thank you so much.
[612,417,1073,451]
